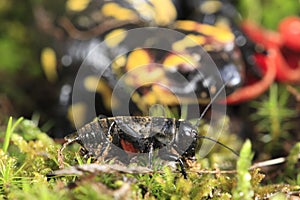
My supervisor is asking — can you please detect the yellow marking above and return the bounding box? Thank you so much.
[152,85,179,105]
[66,0,90,12]
[83,76,118,109]
[163,53,197,69]
[199,24,234,43]
[152,85,212,105]
[101,2,137,21]
[131,92,149,113]
[84,76,99,92]
[112,55,127,72]
[132,89,175,112]
[172,34,206,52]
[175,20,234,43]
[131,92,144,108]
[97,79,118,110]
[187,34,206,45]
[124,67,164,87]
[68,102,87,127]
[143,91,158,105]
[200,0,222,14]
[126,49,152,71]
[121,0,176,25]
[150,0,177,25]
[175,20,197,31]
[131,92,140,103]
[127,0,155,22]
[214,18,231,31]
[131,84,212,109]
[41,47,58,83]
[105,29,127,48]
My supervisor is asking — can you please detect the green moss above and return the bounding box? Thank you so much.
[237,0,300,29]
[0,116,299,199]
[285,142,300,178]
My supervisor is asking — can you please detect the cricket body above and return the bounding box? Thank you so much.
[60,116,199,178]
[59,84,239,179]
[60,116,238,179]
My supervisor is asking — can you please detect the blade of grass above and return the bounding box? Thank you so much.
[3,117,24,153]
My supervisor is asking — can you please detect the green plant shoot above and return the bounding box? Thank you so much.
[233,139,254,200]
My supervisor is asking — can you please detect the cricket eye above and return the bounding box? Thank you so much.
[192,129,198,136]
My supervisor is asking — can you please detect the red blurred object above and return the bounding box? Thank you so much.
[225,17,300,104]
[279,16,300,51]
[224,51,276,104]
[241,20,283,48]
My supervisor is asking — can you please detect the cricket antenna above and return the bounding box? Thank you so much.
[193,78,239,157]
[197,135,239,156]
[195,79,229,127]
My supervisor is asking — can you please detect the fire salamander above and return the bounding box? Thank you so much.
[37,0,259,135]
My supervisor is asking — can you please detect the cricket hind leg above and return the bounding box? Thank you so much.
[158,149,188,179]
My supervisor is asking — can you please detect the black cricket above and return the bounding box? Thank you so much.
[59,84,239,179]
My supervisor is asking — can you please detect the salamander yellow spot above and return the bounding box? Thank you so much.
[84,76,99,92]
[112,55,127,71]
[126,49,152,71]
[152,85,179,105]
[187,34,206,45]
[172,35,205,52]
[150,0,177,25]
[131,92,142,105]
[143,91,158,105]
[127,0,155,22]
[200,0,222,14]
[105,29,127,48]
[97,79,118,110]
[163,53,197,69]
[66,0,90,12]
[68,102,87,127]
[41,47,58,83]
[175,20,198,31]
[175,20,234,43]
[101,3,137,21]
[199,24,234,43]
[83,76,118,110]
